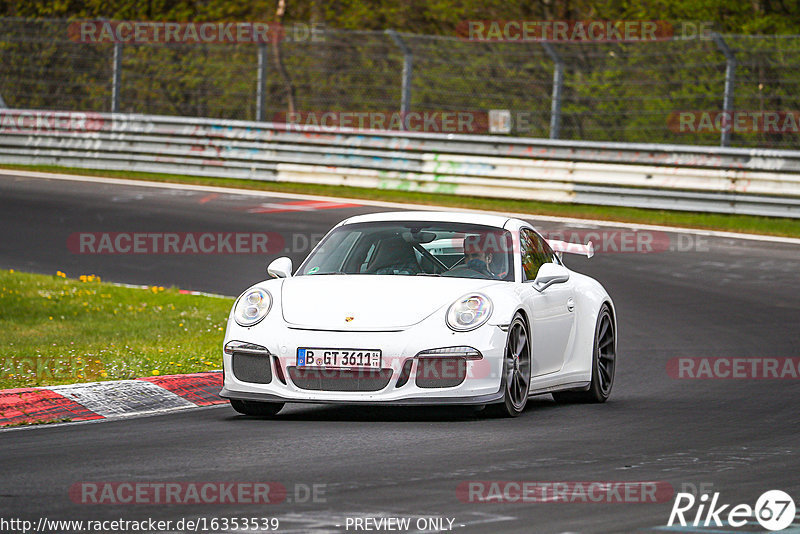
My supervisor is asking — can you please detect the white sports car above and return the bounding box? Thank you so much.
[220,211,616,417]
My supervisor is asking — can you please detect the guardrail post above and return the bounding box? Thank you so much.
[712,33,736,147]
[111,42,123,113]
[542,42,564,140]
[256,42,269,122]
[386,29,413,127]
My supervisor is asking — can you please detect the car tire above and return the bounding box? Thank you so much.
[553,304,615,404]
[230,399,284,417]
[488,313,531,417]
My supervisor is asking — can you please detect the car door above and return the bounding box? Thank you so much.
[519,228,577,376]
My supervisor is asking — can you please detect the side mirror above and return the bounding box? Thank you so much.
[267,257,293,279]
[532,263,570,292]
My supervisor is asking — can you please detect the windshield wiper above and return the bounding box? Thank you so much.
[415,273,441,276]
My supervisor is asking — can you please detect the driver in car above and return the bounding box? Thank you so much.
[463,234,502,279]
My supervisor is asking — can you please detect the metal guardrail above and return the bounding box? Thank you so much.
[0,110,798,218]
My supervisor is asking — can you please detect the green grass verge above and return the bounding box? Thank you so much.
[2,164,799,238]
[2,418,72,428]
[0,269,232,389]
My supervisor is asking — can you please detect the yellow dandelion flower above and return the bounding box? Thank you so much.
[151,370,160,376]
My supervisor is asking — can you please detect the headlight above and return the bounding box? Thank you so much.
[233,288,272,327]
[446,293,492,331]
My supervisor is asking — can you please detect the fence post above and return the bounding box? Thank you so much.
[542,42,564,140]
[111,42,123,113]
[256,42,269,121]
[712,33,736,147]
[386,29,413,125]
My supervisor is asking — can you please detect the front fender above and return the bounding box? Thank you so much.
[484,285,529,327]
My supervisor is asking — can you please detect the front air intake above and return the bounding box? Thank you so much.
[287,367,393,391]
[395,360,414,388]
[226,342,273,384]
[415,357,467,388]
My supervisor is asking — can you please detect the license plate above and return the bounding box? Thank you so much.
[297,348,382,368]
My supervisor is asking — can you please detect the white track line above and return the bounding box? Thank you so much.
[2,168,798,245]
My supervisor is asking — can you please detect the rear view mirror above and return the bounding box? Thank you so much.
[267,257,293,278]
[532,263,570,292]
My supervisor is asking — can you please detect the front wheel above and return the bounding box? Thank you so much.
[230,399,284,417]
[489,314,531,417]
[553,304,615,403]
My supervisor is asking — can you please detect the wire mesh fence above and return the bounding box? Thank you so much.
[1,18,799,149]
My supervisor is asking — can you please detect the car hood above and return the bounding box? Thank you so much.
[280,275,496,330]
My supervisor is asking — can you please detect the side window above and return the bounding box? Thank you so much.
[521,229,556,281]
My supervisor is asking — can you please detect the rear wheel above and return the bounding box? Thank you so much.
[553,304,615,403]
[230,399,284,417]
[489,314,531,417]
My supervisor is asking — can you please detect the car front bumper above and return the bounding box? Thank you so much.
[220,316,508,405]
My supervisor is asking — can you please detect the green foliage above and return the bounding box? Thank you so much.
[1,3,799,148]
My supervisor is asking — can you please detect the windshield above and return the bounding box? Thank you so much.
[297,221,514,281]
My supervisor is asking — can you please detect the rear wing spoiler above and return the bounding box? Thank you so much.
[547,239,595,259]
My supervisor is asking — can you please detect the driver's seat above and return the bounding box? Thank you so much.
[366,236,422,275]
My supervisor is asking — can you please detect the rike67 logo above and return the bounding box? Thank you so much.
[669,490,796,531]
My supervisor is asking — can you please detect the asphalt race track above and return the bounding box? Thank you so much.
[1,172,799,534]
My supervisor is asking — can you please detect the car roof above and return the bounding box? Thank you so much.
[341,210,517,229]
